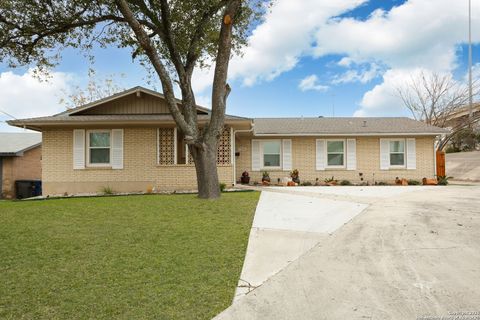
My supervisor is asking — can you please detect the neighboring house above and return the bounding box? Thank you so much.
[8,87,446,196]
[441,102,480,129]
[0,132,42,198]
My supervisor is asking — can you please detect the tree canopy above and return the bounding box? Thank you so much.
[0,0,265,198]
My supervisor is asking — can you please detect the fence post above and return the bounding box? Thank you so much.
[436,150,446,177]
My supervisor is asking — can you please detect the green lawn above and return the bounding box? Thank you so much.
[0,192,259,320]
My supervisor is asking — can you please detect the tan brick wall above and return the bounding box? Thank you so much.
[235,136,436,184]
[1,146,42,198]
[42,128,234,195]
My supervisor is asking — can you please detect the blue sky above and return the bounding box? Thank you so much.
[1,0,479,131]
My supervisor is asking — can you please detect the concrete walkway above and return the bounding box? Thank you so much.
[219,185,480,319]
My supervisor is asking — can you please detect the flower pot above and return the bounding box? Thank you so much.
[240,176,250,184]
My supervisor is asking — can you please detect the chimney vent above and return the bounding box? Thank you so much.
[362,120,367,127]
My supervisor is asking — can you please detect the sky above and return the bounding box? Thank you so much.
[1,0,479,132]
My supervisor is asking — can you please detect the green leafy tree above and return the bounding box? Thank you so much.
[0,0,263,199]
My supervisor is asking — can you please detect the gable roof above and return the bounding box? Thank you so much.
[8,86,251,131]
[253,117,448,136]
[0,132,41,156]
[62,86,212,116]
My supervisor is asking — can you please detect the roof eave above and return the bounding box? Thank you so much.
[253,132,446,137]
[7,118,252,129]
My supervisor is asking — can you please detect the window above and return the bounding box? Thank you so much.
[262,141,281,168]
[389,140,405,166]
[326,140,345,167]
[87,130,111,165]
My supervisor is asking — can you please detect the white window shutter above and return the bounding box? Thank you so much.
[251,140,261,171]
[316,139,325,170]
[282,139,292,171]
[73,129,85,169]
[380,139,390,170]
[111,129,124,169]
[406,138,416,170]
[346,139,357,170]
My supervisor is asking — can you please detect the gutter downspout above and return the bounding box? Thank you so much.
[232,122,254,186]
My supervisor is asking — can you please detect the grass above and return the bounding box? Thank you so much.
[0,192,259,320]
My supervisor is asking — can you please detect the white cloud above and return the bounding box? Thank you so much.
[189,0,366,102]
[310,0,480,116]
[314,0,479,71]
[0,69,71,132]
[354,68,421,117]
[332,63,382,84]
[228,0,367,86]
[299,75,329,92]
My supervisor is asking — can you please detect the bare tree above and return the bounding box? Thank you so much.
[59,69,126,109]
[396,71,480,150]
[396,71,478,127]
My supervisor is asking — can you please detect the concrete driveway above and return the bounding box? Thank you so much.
[220,185,480,319]
[234,190,368,300]
[446,150,480,181]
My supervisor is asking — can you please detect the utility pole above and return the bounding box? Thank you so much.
[468,0,473,125]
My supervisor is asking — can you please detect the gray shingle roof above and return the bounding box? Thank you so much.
[8,114,247,125]
[253,117,447,135]
[0,132,41,155]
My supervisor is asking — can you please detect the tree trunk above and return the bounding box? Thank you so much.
[191,142,220,199]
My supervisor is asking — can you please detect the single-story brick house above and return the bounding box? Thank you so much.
[0,132,42,198]
[8,87,446,196]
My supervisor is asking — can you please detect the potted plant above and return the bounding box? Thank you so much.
[324,176,337,186]
[290,169,300,184]
[240,171,250,184]
[262,171,271,183]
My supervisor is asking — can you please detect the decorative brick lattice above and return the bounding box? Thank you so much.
[185,127,231,165]
[217,127,231,165]
[158,128,175,165]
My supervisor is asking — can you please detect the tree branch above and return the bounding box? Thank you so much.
[207,0,241,140]
[114,0,191,135]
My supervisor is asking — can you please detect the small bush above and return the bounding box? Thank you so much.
[324,176,336,183]
[437,175,452,186]
[377,181,389,186]
[407,179,421,185]
[100,186,114,195]
[340,180,352,186]
[445,146,460,153]
[219,183,227,192]
[300,181,312,186]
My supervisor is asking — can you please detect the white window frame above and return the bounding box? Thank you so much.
[86,129,112,167]
[325,139,346,169]
[388,138,406,169]
[260,140,282,170]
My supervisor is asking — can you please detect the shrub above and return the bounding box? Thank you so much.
[324,176,336,183]
[300,181,312,186]
[437,175,452,186]
[377,181,388,186]
[219,183,227,192]
[407,179,421,185]
[340,180,352,186]
[445,146,460,153]
[100,186,114,195]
